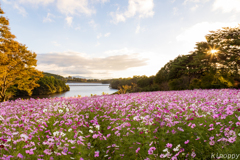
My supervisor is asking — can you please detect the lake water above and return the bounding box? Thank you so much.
[13,83,118,100]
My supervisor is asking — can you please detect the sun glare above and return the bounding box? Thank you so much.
[210,49,218,54]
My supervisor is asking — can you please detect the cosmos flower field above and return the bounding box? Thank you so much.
[0,89,240,160]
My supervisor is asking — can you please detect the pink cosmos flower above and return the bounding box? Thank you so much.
[136,147,140,153]
[43,149,52,155]
[228,137,236,143]
[94,151,99,157]
[209,141,215,145]
[191,124,196,128]
[166,143,172,148]
[26,149,34,155]
[184,140,189,144]
[17,153,24,158]
[92,134,98,139]
[191,151,196,158]
[209,136,214,141]
[160,154,165,158]
[148,147,156,155]
[171,157,177,160]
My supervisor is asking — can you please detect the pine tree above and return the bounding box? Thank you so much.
[0,7,43,102]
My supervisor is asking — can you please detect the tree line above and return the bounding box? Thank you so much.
[110,25,240,93]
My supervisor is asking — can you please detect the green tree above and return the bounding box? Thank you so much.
[206,25,240,76]
[0,7,43,101]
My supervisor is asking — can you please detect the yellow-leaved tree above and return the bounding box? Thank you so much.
[0,7,43,102]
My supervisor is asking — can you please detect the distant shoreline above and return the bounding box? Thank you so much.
[66,81,108,83]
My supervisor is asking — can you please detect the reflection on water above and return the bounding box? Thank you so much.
[12,83,118,100]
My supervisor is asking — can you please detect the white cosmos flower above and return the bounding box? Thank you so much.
[53,131,60,137]
[58,109,63,113]
[43,109,47,112]
[173,147,179,152]
[68,129,72,132]
[163,148,169,152]
[0,115,4,120]
[60,132,66,137]
[95,125,100,130]
[20,134,28,140]
[66,108,69,112]
[89,130,93,133]
[12,132,19,135]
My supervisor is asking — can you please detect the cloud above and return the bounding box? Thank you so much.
[65,16,73,26]
[95,42,100,46]
[97,33,102,39]
[110,12,126,23]
[13,3,27,16]
[75,26,81,30]
[37,51,148,76]
[111,0,154,24]
[104,32,111,37]
[190,4,198,11]
[57,0,95,16]
[52,41,60,46]
[173,7,178,15]
[92,0,109,3]
[212,0,240,13]
[176,22,239,53]
[2,0,27,16]
[135,25,145,34]
[183,0,209,5]
[19,0,55,5]
[135,25,141,34]
[43,13,55,22]
[88,20,98,28]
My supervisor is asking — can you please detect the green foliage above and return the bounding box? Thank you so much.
[169,76,190,90]
[43,72,65,81]
[32,76,70,95]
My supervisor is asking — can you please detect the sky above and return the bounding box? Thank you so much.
[1,0,240,79]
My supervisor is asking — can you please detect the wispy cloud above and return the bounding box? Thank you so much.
[43,13,55,22]
[97,33,102,39]
[104,32,111,37]
[183,0,209,5]
[173,7,178,15]
[110,0,154,24]
[19,0,55,5]
[135,25,141,34]
[57,0,95,16]
[65,16,73,26]
[212,0,240,13]
[95,42,100,46]
[37,51,148,76]
[52,41,60,46]
[2,0,27,16]
[190,5,199,11]
[89,20,98,29]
